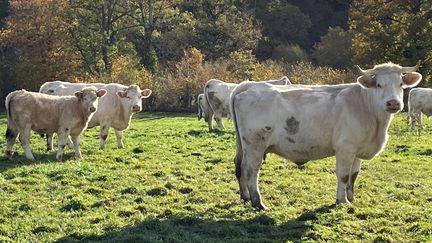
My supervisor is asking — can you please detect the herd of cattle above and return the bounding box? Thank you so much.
[3,62,429,208]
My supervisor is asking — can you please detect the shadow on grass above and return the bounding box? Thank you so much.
[55,204,336,242]
[187,129,232,138]
[0,151,76,172]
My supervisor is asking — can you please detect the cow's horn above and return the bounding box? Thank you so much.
[355,65,373,75]
[401,60,421,73]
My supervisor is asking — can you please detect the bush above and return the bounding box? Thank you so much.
[272,44,309,64]
[287,61,356,85]
[251,60,286,81]
[228,50,257,81]
[147,48,237,112]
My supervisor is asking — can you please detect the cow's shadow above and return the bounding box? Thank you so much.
[0,150,82,172]
[55,204,336,242]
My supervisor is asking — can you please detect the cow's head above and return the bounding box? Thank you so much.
[75,87,107,113]
[117,85,152,112]
[356,62,422,114]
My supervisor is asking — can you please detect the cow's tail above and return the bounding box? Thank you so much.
[230,82,251,181]
[204,80,216,114]
[197,95,203,120]
[5,90,23,140]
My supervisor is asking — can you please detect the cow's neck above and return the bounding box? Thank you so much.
[115,100,133,128]
[361,88,393,146]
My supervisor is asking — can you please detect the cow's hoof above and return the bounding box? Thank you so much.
[253,203,267,211]
[347,191,354,203]
[5,151,13,159]
[336,199,351,205]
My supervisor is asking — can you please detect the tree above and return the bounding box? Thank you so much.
[312,26,353,68]
[67,0,135,75]
[181,0,262,60]
[350,0,432,83]
[254,0,311,59]
[0,0,81,92]
[0,0,9,28]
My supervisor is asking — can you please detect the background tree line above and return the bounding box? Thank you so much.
[0,0,430,111]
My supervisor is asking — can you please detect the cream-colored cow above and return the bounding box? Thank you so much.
[39,81,152,150]
[5,87,106,161]
[231,62,421,210]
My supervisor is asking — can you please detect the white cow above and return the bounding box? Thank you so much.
[39,81,152,150]
[5,87,106,161]
[204,77,291,130]
[197,93,212,123]
[230,62,421,210]
[39,80,105,95]
[408,88,432,130]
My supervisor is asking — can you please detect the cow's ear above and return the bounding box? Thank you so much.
[117,90,127,98]
[141,89,152,98]
[357,75,376,88]
[96,89,107,97]
[75,91,83,99]
[402,72,422,88]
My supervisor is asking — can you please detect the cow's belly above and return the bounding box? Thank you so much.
[273,136,334,165]
[112,120,129,131]
[422,107,432,117]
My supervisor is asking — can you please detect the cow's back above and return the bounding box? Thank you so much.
[7,91,80,133]
[232,82,385,162]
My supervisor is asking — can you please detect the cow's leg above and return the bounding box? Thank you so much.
[244,151,266,210]
[114,129,124,148]
[99,123,111,150]
[5,127,18,159]
[56,131,69,161]
[237,153,250,202]
[19,126,35,161]
[207,111,214,130]
[214,111,225,130]
[418,113,423,130]
[66,136,75,149]
[335,151,356,204]
[46,133,54,151]
[70,135,82,159]
[347,158,361,202]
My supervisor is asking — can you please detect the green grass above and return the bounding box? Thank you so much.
[0,112,431,242]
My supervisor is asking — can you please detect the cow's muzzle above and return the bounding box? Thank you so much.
[386,99,401,113]
[132,105,141,112]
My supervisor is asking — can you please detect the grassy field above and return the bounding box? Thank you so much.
[0,112,431,242]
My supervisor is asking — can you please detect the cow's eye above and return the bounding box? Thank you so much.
[377,84,382,88]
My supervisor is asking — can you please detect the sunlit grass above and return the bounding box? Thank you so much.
[0,112,431,242]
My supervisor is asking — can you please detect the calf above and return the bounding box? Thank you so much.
[197,93,212,123]
[231,62,421,210]
[5,87,106,161]
[40,81,152,150]
[408,88,432,130]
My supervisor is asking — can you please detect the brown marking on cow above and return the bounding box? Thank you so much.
[285,116,299,135]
